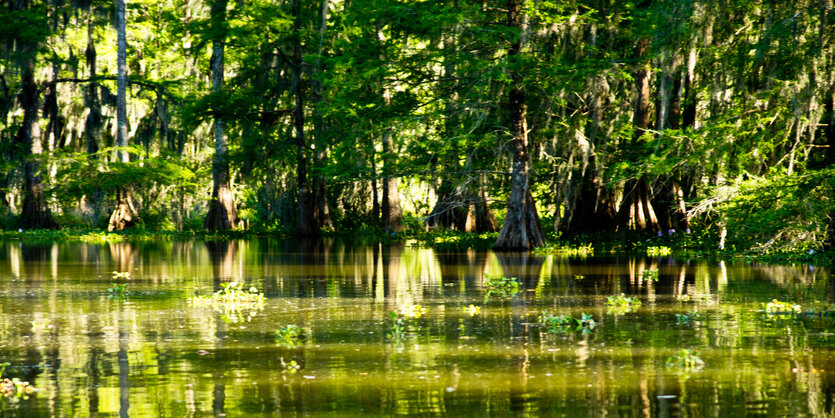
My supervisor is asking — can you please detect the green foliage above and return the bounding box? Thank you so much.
[533,243,594,256]
[675,312,698,326]
[646,246,672,256]
[483,277,521,303]
[107,283,131,296]
[463,304,481,316]
[694,168,835,253]
[189,282,266,323]
[640,269,659,282]
[538,311,597,335]
[762,299,801,316]
[605,294,642,315]
[51,148,198,201]
[275,325,304,347]
[280,358,301,374]
[0,362,38,406]
[665,349,705,370]
[386,311,408,342]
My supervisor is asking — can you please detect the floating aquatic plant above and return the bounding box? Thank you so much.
[280,358,301,373]
[463,304,481,316]
[640,269,659,282]
[762,299,801,315]
[573,274,585,281]
[387,311,407,341]
[484,276,521,303]
[189,282,266,323]
[675,312,698,325]
[398,304,427,319]
[533,244,594,256]
[605,294,642,315]
[647,246,672,256]
[0,362,37,406]
[539,312,596,334]
[275,325,304,346]
[111,271,132,279]
[108,283,131,296]
[665,349,705,370]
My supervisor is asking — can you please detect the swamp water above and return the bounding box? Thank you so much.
[0,238,834,416]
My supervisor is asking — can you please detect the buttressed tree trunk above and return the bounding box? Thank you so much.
[616,37,661,233]
[108,0,139,231]
[493,0,545,251]
[204,0,238,231]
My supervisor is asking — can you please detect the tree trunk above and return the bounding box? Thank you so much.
[616,37,661,233]
[18,58,58,230]
[380,127,403,233]
[426,28,465,231]
[494,0,545,251]
[825,86,835,249]
[115,0,129,162]
[682,40,697,130]
[84,13,102,157]
[204,0,238,231]
[293,0,318,237]
[376,23,403,234]
[108,0,139,231]
[311,0,332,230]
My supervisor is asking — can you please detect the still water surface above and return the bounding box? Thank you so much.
[0,238,834,416]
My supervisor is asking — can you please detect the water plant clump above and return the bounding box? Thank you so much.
[647,246,672,256]
[665,349,705,370]
[640,269,659,282]
[605,294,642,315]
[0,362,38,406]
[108,271,132,297]
[387,311,408,341]
[463,304,481,316]
[533,243,594,256]
[189,282,266,323]
[275,325,304,346]
[484,276,521,303]
[280,358,301,373]
[675,312,699,325]
[762,299,801,315]
[398,304,427,319]
[108,283,131,296]
[539,312,597,334]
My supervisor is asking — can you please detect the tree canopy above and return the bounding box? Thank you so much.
[0,0,833,252]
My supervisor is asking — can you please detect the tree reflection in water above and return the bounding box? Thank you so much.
[0,238,832,415]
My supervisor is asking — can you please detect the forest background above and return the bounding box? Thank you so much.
[1,0,834,256]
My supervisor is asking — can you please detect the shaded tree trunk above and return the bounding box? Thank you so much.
[311,0,332,230]
[616,37,661,233]
[108,0,139,231]
[18,58,58,230]
[204,0,238,231]
[380,127,403,233]
[293,0,318,236]
[426,28,465,231]
[376,23,403,234]
[494,0,545,251]
[14,0,57,230]
[825,86,835,249]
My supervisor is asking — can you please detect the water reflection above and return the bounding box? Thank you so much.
[0,239,833,415]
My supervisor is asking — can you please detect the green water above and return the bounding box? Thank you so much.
[0,239,833,416]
